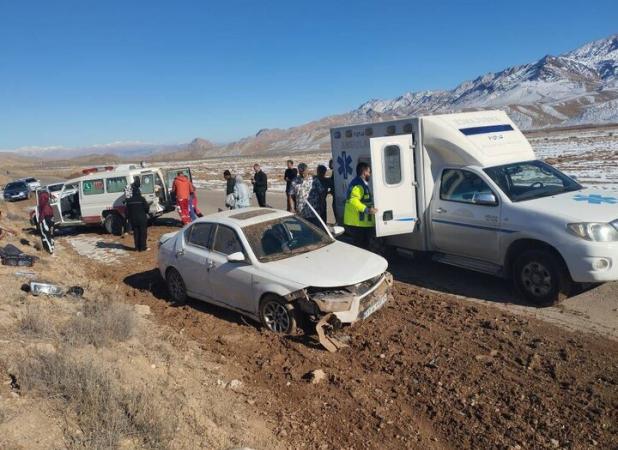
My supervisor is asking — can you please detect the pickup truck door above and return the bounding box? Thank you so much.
[430,168,502,263]
[370,135,418,237]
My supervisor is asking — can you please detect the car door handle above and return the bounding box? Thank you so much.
[435,207,447,214]
[206,259,215,271]
[175,249,184,257]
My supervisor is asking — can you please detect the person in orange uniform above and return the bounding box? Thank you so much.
[172,171,194,225]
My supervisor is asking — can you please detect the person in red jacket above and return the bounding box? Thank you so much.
[172,171,194,225]
[37,190,55,253]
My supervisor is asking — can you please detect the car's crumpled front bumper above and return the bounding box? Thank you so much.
[302,272,393,324]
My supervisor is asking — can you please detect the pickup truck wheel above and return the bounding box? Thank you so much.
[259,296,297,335]
[166,268,187,305]
[513,249,571,306]
[104,213,124,236]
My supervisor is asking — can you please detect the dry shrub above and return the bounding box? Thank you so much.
[18,303,55,338]
[16,349,175,449]
[62,297,135,347]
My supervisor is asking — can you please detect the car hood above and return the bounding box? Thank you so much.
[259,241,388,288]
[515,189,618,222]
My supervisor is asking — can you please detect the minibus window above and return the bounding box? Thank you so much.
[383,145,402,185]
[106,176,127,193]
[83,179,104,195]
[141,174,155,194]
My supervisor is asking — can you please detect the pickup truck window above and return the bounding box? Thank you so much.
[440,169,494,204]
[484,160,581,202]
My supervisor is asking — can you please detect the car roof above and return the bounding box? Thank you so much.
[195,207,293,227]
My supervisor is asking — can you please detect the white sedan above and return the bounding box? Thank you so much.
[158,208,392,348]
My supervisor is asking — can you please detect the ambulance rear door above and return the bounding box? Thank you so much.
[370,134,418,237]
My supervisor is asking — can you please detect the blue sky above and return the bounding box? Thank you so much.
[0,0,616,149]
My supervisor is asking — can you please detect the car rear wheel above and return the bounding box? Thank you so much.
[166,268,187,304]
[513,249,572,306]
[259,296,297,334]
[104,213,124,236]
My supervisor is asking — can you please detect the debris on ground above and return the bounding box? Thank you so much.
[0,244,36,267]
[303,369,326,384]
[21,281,84,298]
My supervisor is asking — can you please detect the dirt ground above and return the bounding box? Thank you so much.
[1,194,615,450]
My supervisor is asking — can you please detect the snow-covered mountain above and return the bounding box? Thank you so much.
[354,34,618,128]
[208,33,618,157]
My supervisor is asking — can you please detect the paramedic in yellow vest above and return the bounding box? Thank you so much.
[343,161,378,248]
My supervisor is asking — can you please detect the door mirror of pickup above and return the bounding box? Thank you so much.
[472,192,498,206]
[227,251,246,263]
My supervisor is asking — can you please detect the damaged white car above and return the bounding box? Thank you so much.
[158,208,392,351]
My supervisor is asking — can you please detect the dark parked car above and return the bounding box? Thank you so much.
[3,181,31,201]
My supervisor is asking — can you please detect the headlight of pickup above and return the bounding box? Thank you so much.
[567,222,618,242]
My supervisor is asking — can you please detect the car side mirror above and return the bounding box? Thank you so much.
[227,251,246,263]
[473,192,498,206]
[330,225,345,237]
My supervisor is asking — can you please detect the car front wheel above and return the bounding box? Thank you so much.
[513,249,572,306]
[166,268,187,305]
[259,296,297,334]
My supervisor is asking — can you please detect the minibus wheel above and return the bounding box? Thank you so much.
[103,213,124,236]
[513,249,572,306]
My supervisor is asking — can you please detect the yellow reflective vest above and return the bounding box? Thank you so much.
[343,177,374,228]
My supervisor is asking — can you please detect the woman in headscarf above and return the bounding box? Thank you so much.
[233,174,251,209]
[125,177,150,251]
[37,190,55,254]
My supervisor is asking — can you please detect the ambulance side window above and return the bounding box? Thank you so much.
[440,169,494,204]
[141,174,155,194]
[383,145,402,185]
[83,179,105,196]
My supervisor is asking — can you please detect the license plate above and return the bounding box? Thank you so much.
[360,293,388,320]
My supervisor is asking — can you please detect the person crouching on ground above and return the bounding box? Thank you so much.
[172,171,193,225]
[343,162,377,248]
[37,190,55,254]
[126,177,150,251]
[233,174,251,209]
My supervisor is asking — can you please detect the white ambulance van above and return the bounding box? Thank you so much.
[330,110,618,304]
[37,164,192,235]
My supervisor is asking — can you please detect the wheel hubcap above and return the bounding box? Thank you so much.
[263,302,290,333]
[521,262,552,298]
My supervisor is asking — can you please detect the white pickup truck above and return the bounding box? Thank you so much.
[330,110,618,304]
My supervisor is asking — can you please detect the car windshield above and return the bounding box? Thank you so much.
[484,160,582,202]
[243,216,333,262]
[6,182,27,190]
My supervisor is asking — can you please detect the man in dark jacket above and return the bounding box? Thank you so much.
[223,170,235,209]
[252,163,268,207]
[125,177,150,251]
